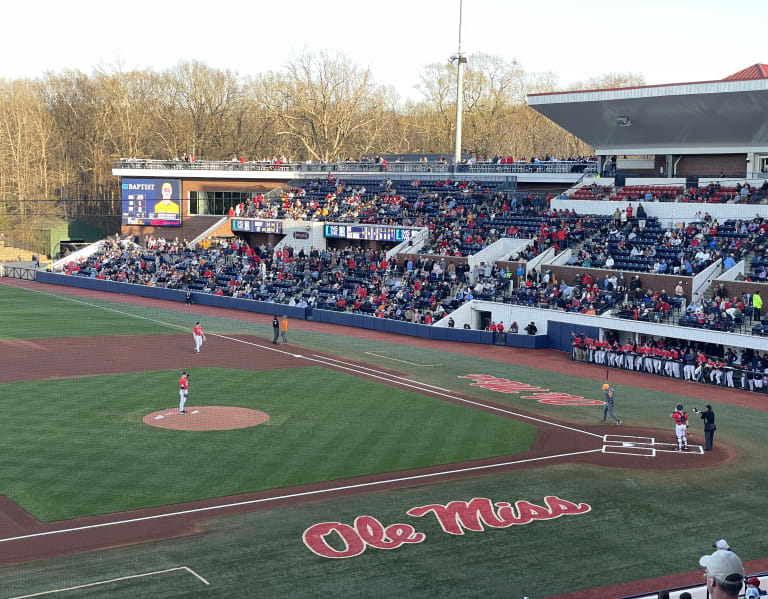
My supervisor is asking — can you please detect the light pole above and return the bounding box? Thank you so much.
[450,0,467,165]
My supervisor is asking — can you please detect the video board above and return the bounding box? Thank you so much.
[231,219,283,234]
[121,179,182,226]
[323,224,415,242]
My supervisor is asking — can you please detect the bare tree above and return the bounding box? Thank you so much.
[156,61,243,159]
[568,72,646,91]
[257,50,390,161]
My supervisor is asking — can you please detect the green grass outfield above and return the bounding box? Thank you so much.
[1,283,768,598]
[0,368,535,521]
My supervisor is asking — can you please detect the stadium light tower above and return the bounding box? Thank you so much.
[449,0,467,165]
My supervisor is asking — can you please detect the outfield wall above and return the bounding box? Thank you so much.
[32,272,548,350]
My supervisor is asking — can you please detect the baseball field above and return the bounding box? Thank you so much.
[0,278,766,599]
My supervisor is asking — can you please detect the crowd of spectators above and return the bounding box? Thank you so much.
[569,211,750,275]
[233,176,571,257]
[677,284,750,333]
[58,172,768,343]
[62,217,766,336]
[205,176,764,274]
[683,180,768,204]
[569,180,768,204]
[62,237,493,325]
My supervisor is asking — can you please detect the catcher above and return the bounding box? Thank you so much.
[179,371,190,414]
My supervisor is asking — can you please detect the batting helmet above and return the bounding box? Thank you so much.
[676,403,684,410]
[182,371,188,376]
[602,383,610,390]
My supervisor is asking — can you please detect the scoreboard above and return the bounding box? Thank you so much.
[324,224,416,242]
[231,219,283,234]
[121,178,182,227]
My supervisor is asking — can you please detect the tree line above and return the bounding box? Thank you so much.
[0,50,643,232]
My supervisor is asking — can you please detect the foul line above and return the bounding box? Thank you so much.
[315,355,605,439]
[0,449,602,545]
[8,286,300,358]
[364,351,443,367]
[6,566,209,598]
[318,355,456,392]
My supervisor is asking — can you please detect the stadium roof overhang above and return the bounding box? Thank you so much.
[527,78,768,156]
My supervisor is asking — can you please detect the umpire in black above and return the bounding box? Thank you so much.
[699,404,716,451]
[272,315,280,344]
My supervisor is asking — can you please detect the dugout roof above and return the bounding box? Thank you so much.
[527,65,768,155]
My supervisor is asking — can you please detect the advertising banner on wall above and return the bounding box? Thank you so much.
[121,179,182,226]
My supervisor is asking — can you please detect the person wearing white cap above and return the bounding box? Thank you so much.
[713,539,731,551]
[699,548,745,598]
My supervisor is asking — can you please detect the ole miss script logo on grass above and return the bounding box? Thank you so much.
[302,496,591,558]
[458,374,604,406]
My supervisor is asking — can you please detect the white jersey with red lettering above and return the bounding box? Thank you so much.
[193,323,204,353]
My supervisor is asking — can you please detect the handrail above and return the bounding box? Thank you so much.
[113,159,597,176]
[691,258,722,302]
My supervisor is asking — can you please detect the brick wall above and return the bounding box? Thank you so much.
[676,154,747,177]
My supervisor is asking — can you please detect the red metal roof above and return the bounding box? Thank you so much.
[529,65,768,97]
[724,64,768,80]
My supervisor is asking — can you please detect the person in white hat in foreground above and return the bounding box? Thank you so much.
[699,547,745,598]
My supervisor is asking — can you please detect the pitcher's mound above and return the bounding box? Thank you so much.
[143,406,270,431]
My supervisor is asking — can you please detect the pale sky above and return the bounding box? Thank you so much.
[3,0,766,101]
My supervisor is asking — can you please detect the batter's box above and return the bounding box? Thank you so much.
[602,445,656,457]
[603,434,655,445]
[655,444,705,455]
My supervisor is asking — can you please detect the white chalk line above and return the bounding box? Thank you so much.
[0,448,602,545]
[364,351,443,367]
[6,566,209,598]
[7,285,301,358]
[315,355,605,439]
[317,355,456,392]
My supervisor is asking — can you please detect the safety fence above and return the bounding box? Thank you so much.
[113,159,596,176]
[1,266,37,281]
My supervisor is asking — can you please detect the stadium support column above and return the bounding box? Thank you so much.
[451,0,467,165]
[746,152,757,178]
[666,155,675,178]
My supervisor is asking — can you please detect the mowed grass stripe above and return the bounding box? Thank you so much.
[0,367,536,521]
[0,285,177,339]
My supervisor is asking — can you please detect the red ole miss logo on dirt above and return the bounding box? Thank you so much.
[302,496,591,558]
[459,374,604,406]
